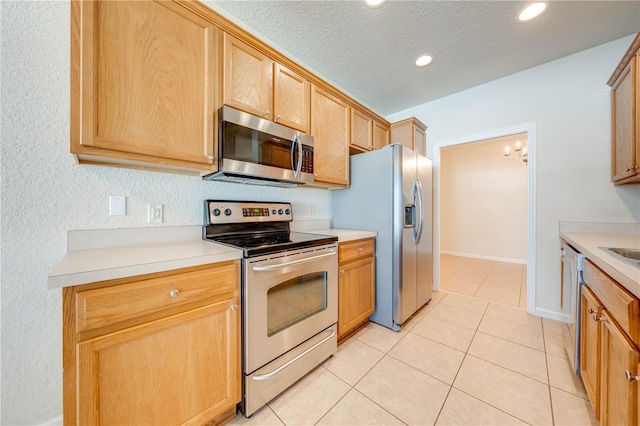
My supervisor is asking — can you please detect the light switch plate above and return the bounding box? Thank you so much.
[109,195,126,216]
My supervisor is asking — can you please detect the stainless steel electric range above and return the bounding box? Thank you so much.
[203,200,338,417]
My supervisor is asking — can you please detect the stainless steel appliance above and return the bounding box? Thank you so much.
[203,106,314,187]
[561,240,586,375]
[332,144,433,331]
[203,200,338,417]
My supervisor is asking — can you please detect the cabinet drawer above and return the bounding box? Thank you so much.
[76,262,238,333]
[584,260,640,345]
[339,238,375,263]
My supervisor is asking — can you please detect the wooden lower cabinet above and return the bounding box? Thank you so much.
[63,261,241,426]
[337,238,375,339]
[600,310,640,426]
[581,285,603,418]
[580,259,640,424]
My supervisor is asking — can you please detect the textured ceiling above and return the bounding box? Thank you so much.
[205,1,640,116]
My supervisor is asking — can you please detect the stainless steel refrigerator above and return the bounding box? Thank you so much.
[332,143,432,331]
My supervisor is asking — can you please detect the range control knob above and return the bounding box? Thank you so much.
[285,208,291,215]
[272,209,277,215]
[213,208,221,216]
[224,208,232,216]
[278,208,284,215]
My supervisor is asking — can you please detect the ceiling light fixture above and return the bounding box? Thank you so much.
[503,140,528,164]
[365,0,386,7]
[518,2,548,21]
[415,55,433,67]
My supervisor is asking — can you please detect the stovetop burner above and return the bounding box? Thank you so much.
[203,200,337,257]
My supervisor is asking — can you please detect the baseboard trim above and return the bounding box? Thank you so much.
[39,414,62,426]
[440,251,526,265]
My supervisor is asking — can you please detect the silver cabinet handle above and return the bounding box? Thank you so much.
[252,328,335,381]
[264,110,270,116]
[587,307,595,315]
[169,289,180,297]
[230,304,238,311]
[252,250,336,271]
[275,114,282,120]
[339,269,345,274]
[208,154,215,160]
[625,370,640,381]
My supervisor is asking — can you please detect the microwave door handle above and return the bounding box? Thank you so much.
[290,132,302,179]
[296,134,303,179]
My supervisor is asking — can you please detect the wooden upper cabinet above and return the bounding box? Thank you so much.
[274,63,311,132]
[70,0,219,174]
[311,85,350,187]
[223,33,273,119]
[373,119,390,150]
[390,117,427,156]
[223,33,310,133]
[609,33,640,185]
[350,108,373,152]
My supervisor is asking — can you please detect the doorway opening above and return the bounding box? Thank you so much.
[432,123,536,313]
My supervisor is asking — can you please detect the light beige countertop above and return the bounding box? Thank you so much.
[307,228,377,242]
[48,239,242,289]
[560,222,640,298]
[48,224,375,289]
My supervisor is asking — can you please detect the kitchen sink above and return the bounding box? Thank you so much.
[608,248,640,261]
[604,247,640,268]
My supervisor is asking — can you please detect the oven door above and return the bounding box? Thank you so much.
[244,244,337,374]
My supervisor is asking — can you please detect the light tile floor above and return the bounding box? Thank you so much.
[228,291,598,426]
[440,255,527,308]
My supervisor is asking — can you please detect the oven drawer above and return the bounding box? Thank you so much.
[75,262,238,333]
[338,238,375,263]
[243,325,337,417]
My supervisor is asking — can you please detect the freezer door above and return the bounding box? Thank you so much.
[416,154,433,306]
[396,147,418,325]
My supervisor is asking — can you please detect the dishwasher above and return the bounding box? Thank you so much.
[561,240,586,375]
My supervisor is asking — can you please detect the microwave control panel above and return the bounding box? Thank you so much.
[301,149,313,173]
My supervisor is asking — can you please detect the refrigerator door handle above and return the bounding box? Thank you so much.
[412,179,424,244]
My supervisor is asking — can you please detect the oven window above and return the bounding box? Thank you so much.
[267,272,327,336]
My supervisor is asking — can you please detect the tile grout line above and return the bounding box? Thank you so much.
[541,319,557,426]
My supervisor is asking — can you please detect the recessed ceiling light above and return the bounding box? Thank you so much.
[365,0,386,7]
[415,55,433,67]
[518,2,548,21]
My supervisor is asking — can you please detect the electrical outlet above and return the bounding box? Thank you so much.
[148,204,163,224]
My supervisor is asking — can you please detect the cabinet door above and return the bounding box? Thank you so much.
[581,285,603,418]
[338,257,375,338]
[600,310,640,426]
[273,63,310,133]
[223,33,272,118]
[71,0,218,168]
[390,121,414,150]
[611,56,637,182]
[76,299,240,426]
[350,108,373,151]
[373,120,389,150]
[414,125,427,156]
[311,86,350,186]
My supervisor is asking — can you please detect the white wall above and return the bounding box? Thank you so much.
[440,135,528,263]
[0,2,331,424]
[388,34,640,319]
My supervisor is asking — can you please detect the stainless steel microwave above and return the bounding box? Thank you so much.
[203,106,314,187]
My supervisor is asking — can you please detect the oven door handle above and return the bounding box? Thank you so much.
[251,250,336,271]
[252,327,336,381]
